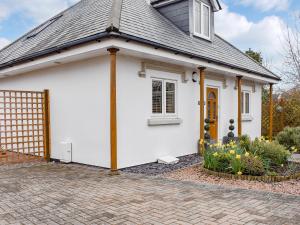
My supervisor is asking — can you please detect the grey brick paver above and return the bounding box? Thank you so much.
[0,163,299,225]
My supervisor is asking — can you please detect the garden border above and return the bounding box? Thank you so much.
[200,167,300,183]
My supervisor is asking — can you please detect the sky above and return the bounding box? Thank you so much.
[0,0,299,75]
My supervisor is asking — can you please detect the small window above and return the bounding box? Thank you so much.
[166,82,175,114]
[194,0,211,39]
[152,80,163,114]
[242,91,251,115]
[152,79,177,117]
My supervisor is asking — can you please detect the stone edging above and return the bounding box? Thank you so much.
[201,167,300,182]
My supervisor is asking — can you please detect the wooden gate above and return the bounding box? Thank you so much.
[0,89,50,164]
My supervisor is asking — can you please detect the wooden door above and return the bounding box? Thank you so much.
[206,88,218,140]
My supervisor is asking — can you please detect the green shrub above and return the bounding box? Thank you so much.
[276,127,300,153]
[204,150,230,172]
[239,135,251,151]
[251,140,290,167]
[216,153,231,172]
[241,155,265,176]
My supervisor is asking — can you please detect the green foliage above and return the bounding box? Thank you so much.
[203,150,219,171]
[230,157,243,174]
[245,48,263,65]
[241,155,265,176]
[266,171,278,176]
[276,127,300,152]
[204,141,245,175]
[216,153,231,172]
[239,135,251,151]
[251,139,290,167]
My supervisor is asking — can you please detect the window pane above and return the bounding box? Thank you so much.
[245,93,250,114]
[203,5,209,37]
[241,92,244,114]
[152,80,162,114]
[194,1,201,34]
[166,82,175,114]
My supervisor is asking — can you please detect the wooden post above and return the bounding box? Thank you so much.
[108,48,119,172]
[237,76,243,137]
[43,89,51,162]
[269,83,274,140]
[199,67,206,154]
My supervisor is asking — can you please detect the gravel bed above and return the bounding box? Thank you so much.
[162,165,300,195]
[121,154,202,176]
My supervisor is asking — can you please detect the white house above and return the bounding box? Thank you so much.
[0,0,280,170]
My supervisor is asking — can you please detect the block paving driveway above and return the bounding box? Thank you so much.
[0,163,299,225]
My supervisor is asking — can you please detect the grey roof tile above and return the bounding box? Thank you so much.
[0,0,279,80]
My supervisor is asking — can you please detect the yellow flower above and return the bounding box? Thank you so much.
[245,152,250,157]
[213,152,219,157]
[229,150,235,155]
[237,171,242,175]
[291,146,297,153]
[266,140,270,143]
[236,154,241,159]
[254,156,258,159]
[281,164,284,167]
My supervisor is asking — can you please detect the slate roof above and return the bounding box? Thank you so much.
[0,0,280,80]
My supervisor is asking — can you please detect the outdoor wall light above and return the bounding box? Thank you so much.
[192,71,198,83]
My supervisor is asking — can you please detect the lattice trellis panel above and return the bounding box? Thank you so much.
[0,90,49,164]
[262,98,300,137]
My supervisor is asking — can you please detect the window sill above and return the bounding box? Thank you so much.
[148,118,182,126]
[242,115,253,122]
[193,33,211,41]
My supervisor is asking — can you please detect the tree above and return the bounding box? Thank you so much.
[281,17,300,87]
[245,48,263,65]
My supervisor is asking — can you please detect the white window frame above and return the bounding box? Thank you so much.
[242,90,251,116]
[193,0,211,40]
[151,78,178,118]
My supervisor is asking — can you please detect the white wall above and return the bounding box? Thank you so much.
[0,57,111,168]
[117,56,200,168]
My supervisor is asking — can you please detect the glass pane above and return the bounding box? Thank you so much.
[208,92,216,100]
[213,102,216,119]
[152,80,162,114]
[241,92,244,114]
[208,103,211,119]
[166,82,175,114]
[245,93,250,114]
[194,1,201,34]
[203,5,209,37]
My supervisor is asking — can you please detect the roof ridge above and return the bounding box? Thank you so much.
[215,34,281,80]
[106,0,123,32]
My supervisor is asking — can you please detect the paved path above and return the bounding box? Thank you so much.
[0,163,299,225]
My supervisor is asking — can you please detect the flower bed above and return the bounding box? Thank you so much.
[203,136,300,180]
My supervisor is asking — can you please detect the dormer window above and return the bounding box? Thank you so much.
[193,0,211,40]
